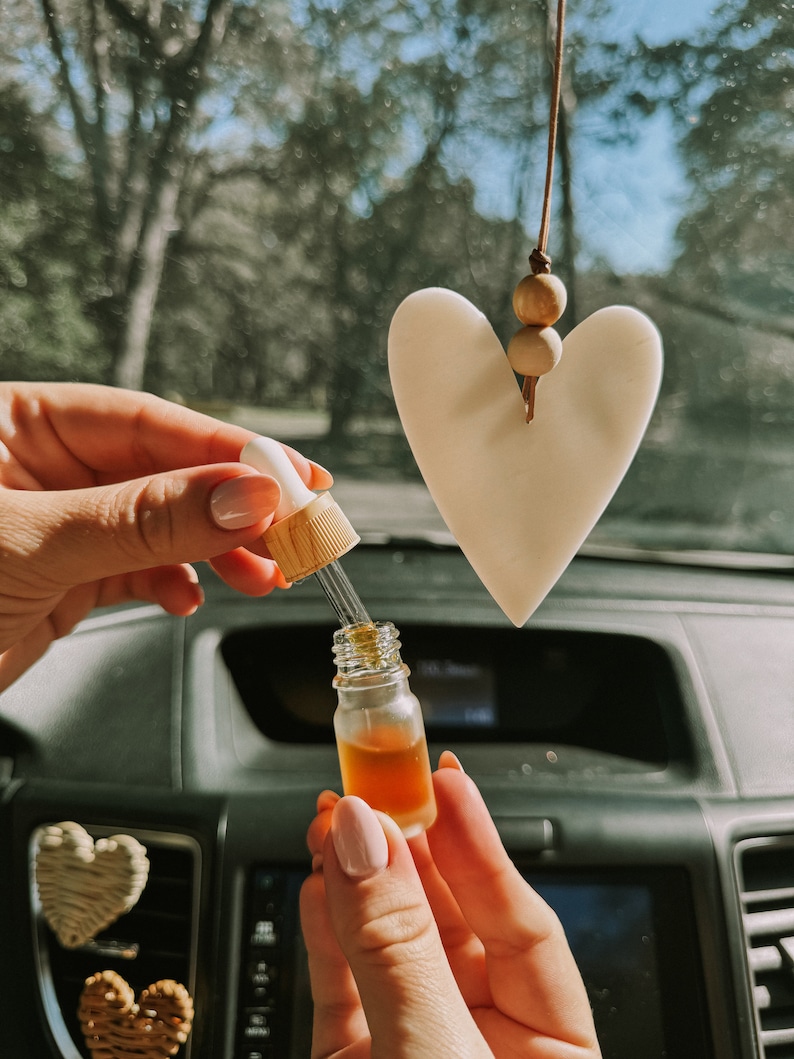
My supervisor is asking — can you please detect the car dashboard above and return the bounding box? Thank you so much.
[2,543,794,1058]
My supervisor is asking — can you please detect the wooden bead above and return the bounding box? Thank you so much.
[507,326,563,377]
[512,273,567,327]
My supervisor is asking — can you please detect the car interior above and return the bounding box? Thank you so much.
[4,541,794,1057]
[1,0,792,1057]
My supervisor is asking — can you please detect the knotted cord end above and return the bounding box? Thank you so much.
[529,248,552,275]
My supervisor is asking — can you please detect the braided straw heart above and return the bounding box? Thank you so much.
[36,822,149,949]
[79,971,194,1059]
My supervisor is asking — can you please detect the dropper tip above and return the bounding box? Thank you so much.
[313,560,372,628]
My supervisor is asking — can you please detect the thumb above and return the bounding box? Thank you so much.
[1,466,281,590]
[320,796,486,1058]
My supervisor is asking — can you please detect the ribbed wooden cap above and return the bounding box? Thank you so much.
[263,491,360,581]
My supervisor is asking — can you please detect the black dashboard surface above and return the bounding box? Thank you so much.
[3,547,794,1058]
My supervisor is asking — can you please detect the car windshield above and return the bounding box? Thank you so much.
[3,0,792,560]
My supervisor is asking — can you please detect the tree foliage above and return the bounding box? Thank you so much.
[637,0,793,300]
[4,0,576,415]
[630,0,794,420]
[2,0,791,451]
[0,82,106,380]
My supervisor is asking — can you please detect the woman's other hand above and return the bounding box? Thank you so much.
[301,753,601,1058]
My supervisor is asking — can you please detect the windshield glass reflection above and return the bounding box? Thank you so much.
[2,0,791,556]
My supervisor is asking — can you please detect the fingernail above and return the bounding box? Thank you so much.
[310,459,333,482]
[438,750,465,772]
[331,797,388,879]
[187,582,205,611]
[210,474,281,529]
[317,789,341,814]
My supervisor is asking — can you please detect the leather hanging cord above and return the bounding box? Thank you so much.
[530,0,566,275]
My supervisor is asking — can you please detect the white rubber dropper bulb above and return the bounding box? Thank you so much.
[240,437,316,521]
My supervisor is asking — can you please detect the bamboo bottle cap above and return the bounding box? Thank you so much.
[241,437,360,581]
[263,490,359,581]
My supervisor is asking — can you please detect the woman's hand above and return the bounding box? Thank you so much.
[0,382,331,690]
[301,753,601,1058]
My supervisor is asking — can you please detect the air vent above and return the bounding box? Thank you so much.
[30,826,200,1059]
[736,837,794,1058]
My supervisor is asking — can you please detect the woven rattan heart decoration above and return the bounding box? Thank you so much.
[36,822,150,949]
[79,971,194,1059]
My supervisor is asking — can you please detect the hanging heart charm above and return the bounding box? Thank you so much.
[388,288,662,626]
[35,822,150,949]
[79,971,194,1059]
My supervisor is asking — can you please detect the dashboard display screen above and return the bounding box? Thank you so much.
[411,656,497,727]
[224,623,687,765]
[522,867,710,1058]
[532,877,663,1053]
[239,864,710,1058]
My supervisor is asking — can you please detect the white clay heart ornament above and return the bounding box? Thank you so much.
[36,822,150,949]
[79,971,193,1059]
[388,289,662,626]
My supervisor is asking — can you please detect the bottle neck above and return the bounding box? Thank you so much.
[332,621,408,689]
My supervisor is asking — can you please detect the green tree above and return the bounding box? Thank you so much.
[22,0,246,388]
[0,83,105,380]
[673,0,793,310]
[6,0,621,440]
[631,0,794,418]
[150,0,565,434]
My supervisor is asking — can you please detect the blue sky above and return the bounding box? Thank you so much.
[572,0,718,271]
[623,0,717,45]
[463,0,719,273]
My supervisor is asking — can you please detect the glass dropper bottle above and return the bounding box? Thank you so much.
[332,621,436,837]
[240,437,436,835]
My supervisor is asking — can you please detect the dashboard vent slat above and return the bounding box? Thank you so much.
[737,837,794,1059]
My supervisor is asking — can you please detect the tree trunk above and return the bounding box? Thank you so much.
[41,0,234,392]
[326,210,356,443]
[113,162,182,389]
[109,0,233,389]
[556,73,578,328]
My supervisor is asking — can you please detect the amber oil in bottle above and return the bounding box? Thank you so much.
[333,621,437,837]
